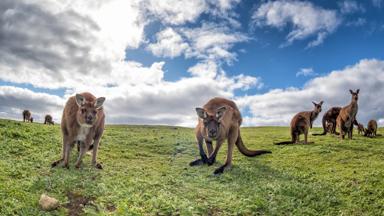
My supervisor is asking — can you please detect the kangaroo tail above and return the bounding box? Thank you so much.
[236,133,271,157]
[312,132,326,136]
[274,141,294,145]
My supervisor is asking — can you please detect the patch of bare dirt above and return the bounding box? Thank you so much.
[63,191,96,216]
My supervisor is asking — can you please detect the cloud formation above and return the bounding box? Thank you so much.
[252,0,341,47]
[296,68,317,77]
[238,59,384,127]
[338,0,365,14]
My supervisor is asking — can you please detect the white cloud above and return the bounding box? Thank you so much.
[338,0,365,14]
[296,67,317,77]
[145,0,207,25]
[147,28,189,58]
[146,22,249,79]
[252,0,341,47]
[181,23,249,63]
[0,0,147,89]
[187,60,218,78]
[238,59,384,127]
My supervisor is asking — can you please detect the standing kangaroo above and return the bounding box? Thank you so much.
[52,92,105,169]
[44,115,54,125]
[22,110,32,122]
[275,101,323,145]
[336,89,359,140]
[190,97,271,175]
[364,119,377,137]
[313,107,341,136]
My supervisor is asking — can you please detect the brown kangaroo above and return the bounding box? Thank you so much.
[44,115,54,125]
[22,110,32,122]
[336,89,359,140]
[364,119,377,137]
[357,123,365,135]
[275,101,323,145]
[313,107,341,136]
[51,92,105,169]
[190,97,271,175]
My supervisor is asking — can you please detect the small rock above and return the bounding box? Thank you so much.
[39,194,59,211]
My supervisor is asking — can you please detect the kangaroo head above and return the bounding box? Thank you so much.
[312,101,323,114]
[195,106,227,140]
[75,94,105,127]
[349,89,359,102]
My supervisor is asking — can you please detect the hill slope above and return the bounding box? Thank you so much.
[0,119,384,215]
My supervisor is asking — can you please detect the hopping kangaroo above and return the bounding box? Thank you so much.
[275,101,323,145]
[22,110,32,122]
[44,115,54,125]
[313,107,341,136]
[190,97,271,175]
[336,89,359,140]
[364,119,377,137]
[52,92,105,169]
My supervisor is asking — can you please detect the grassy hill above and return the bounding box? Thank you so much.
[0,118,384,215]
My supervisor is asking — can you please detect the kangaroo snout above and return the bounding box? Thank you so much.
[209,129,217,137]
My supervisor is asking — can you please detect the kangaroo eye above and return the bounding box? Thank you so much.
[81,108,86,114]
[93,110,97,115]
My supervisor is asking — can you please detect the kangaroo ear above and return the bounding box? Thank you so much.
[196,107,207,119]
[216,106,227,120]
[349,89,353,94]
[75,94,85,107]
[356,89,360,94]
[319,101,324,105]
[312,101,317,106]
[95,97,106,110]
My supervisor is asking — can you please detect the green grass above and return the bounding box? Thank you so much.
[1,118,384,215]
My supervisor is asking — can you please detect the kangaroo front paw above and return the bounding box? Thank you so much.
[189,159,205,166]
[213,166,225,175]
[94,163,103,169]
[213,164,231,175]
[207,157,216,166]
[51,159,62,168]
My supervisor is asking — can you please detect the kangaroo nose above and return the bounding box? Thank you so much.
[209,129,216,137]
[86,115,93,122]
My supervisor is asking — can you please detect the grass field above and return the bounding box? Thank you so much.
[0,118,384,215]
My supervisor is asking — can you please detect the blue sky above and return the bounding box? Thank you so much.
[0,0,384,126]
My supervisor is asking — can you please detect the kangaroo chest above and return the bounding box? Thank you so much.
[345,104,358,128]
[76,126,91,142]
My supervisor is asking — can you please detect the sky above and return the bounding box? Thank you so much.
[0,0,384,127]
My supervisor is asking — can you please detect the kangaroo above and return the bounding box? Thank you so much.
[22,110,32,122]
[326,122,334,133]
[275,101,323,145]
[190,97,271,175]
[364,119,377,137]
[51,92,105,169]
[313,107,341,136]
[336,89,359,140]
[44,115,54,125]
[357,123,365,135]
